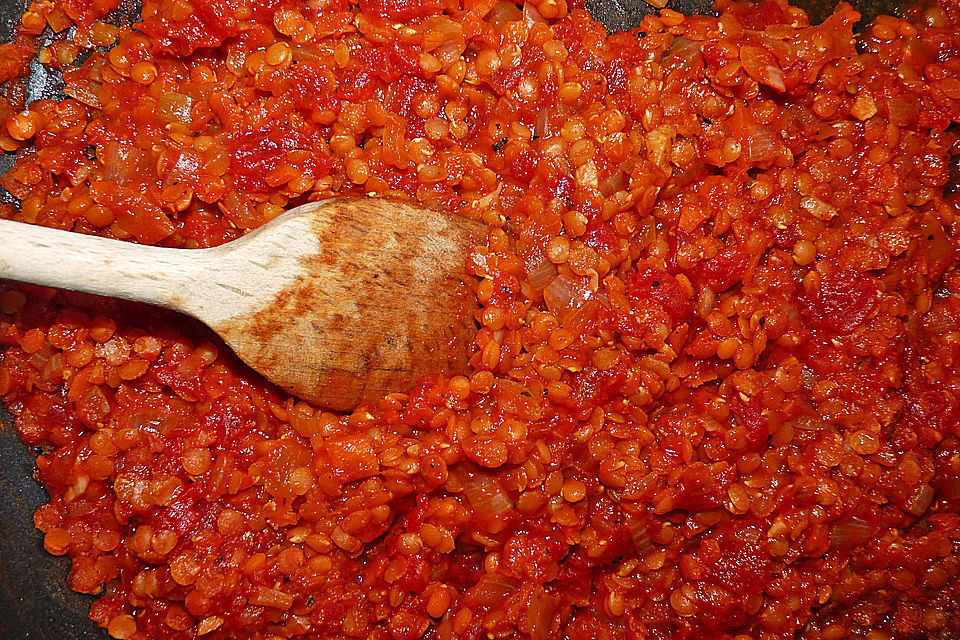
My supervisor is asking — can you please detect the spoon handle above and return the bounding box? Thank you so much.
[0,219,204,308]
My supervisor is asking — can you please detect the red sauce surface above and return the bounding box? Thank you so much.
[1,0,960,638]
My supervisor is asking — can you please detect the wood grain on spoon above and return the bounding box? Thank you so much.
[0,197,486,410]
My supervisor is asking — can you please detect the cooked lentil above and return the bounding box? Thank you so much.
[1,0,959,638]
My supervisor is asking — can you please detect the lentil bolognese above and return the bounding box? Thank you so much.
[0,0,959,638]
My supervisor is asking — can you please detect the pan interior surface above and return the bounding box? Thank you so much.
[0,0,926,638]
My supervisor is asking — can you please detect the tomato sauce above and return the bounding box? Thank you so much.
[1,0,960,638]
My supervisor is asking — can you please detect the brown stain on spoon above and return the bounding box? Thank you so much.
[212,197,483,411]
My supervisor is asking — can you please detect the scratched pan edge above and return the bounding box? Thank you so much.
[0,0,908,638]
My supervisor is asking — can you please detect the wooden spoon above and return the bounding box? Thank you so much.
[0,197,485,411]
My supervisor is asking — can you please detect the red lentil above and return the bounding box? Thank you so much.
[1,0,960,638]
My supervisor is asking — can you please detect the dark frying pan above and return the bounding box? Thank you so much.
[0,0,907,637]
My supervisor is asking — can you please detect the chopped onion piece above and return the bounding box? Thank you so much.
[157,92,193,125]
[740,45,786,92]
[800,196,838,221]
[523,2,547,26]
[744,125,779,162]
[464,573,519,607]
[629,517,653,555]
[170,151,200,183]
[463,474,513,519]
[101,141,150,183]
[543,275,593,320]
[534,107,551,139]
[435,40,466,69]
[527,587,560,640]
[488,1,522,27]
[599,169,626,196]
[64,78,102,108]
[219,190,259,229]
[292,45,326,62]
[829,516,874,548]
[904,483,934,516]
[524,249,559,292]
[663,37,702,72]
